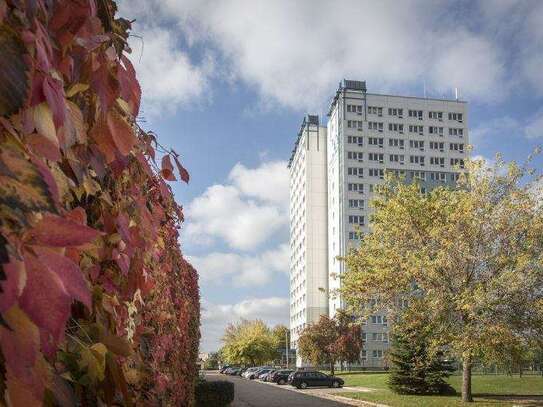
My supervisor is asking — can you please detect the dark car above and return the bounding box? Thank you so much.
[219,365,230,374]
[228,367,242,375]
[271,369,294,385]
[287,370,344,389]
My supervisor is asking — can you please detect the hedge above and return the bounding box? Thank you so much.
[195,380,235,407]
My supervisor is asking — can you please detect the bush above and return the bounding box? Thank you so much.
[195,380,235,407]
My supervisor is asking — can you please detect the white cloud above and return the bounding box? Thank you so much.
[201,297,289,351]
[228,161,289,204]
[470,116,521,147]
[185,160,289,250]
[126,26,212,118]
[188,243,289,286]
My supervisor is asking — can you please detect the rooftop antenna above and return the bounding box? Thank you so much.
[423,80,427,98]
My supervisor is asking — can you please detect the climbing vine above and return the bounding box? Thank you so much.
[0,0,200,405]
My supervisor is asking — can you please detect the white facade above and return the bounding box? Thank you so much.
[288,115,328,359]
[289,80,469,368]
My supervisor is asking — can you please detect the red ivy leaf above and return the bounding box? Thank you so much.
[28,213,102,247]
[107,110,136,156]
[160,155,176,181]
[173,155,189,184]
[42,76,66,128]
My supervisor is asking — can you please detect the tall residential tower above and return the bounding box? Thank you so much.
[289,80,469,368]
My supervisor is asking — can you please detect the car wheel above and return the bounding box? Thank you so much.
[278,379,285,385]
[299,382,308,389]
[332,381,341,388]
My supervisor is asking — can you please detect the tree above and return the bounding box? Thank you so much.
[387,299,455,395]
[271,324,290,364]
[203,352,220,370]
[221,319,277,366]
[342,156,543,402]
[298,312,363,375]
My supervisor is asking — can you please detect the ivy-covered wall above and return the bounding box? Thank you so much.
[0,0,200,405]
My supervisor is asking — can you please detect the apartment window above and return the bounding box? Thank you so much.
[369,168,385,178]
[347,151,364,160]
[449,128,464,137]
[388,123,404,133]
[347,167,363,176]
[409,140,425,150]
[361,350,367,360]
[430,141,444,151]
[388,108,403,117]
[449,143,464,153]
[368,137,384,147]
[347,136,364,144]
[408,109,423,119]
[368,121,384,132]
[348,215,365,225]
[450,158,465,168]
[368,152,384,163]
[389,154,405,164]
[389,138,405,149]
[430,157,445,167]
[347,120,363,129]
[448,112,464,122]
[368,106,383,116]
[348,231,361,240]
[372,350,384,359]
[429,111,443,120]
[348,199,365,208]
[387,168,405,178]
[408,125,424,134]
[428,126,444,136]
[410,170,426,181]
[347,183,364,192]
[371,315,386,324]
[371,333,389,342]
[347,104,363,113]
[430,172,447,182]
[409,155,425,166]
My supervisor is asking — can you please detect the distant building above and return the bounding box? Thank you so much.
[289,80,469,368]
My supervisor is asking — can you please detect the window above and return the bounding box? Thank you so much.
[449,128,464,137]
[388,123,404,133]
[449,143,464,153]
[347,104,363,113]
[448,112,463,122]
[428,126,444,136]
[368,121,384,132]
[408,125,424,134]
[429,111,443,120]
[389,138,405,149]
[430,141,444,151]
[348,199,364,208]
[368,152,384,163]
[450,158,465,168]
[369,168,384,178]
[368,137,384,147]
[430,157,445,167]
[347,183,364,192]
[430,172,447,182]
[347,136,364,144]
[348,215,364,225]
[361,350,367,360]
[388,108,403,117]
[368,106,383,116]
[409,140,424,150]
[389,154,405,164]
[372,350,383,359]
[371,333,389,342]
[408,109,423,119]
[410,170,426,181]
[410,155,425,166]
[387,168,405,178]
[348,231,361,240]
[347,151,364,160]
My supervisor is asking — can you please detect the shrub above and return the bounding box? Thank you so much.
[195,380,235,407]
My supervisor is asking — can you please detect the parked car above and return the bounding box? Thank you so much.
[242,367,260,378]
[257,368,274,380]
[287,370,344,389]
[247,367,271,380]
[219,365,230,374]
[227,367,241,375]
[271,369,294,385]
[238,368,248,376]
[262,369,277,382]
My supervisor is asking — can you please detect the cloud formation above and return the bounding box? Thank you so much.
[201,297,289,351]
[185,160,289,250]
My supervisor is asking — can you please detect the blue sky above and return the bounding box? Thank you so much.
[117,0,543,351]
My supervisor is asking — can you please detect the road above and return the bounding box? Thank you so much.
[205,373,354,407]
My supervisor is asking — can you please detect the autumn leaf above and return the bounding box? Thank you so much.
[107,109,136,156]
[173,155,190,183]
[0,24,28,116]
[27,213,102,247]
[79,343,108,383]
[160,155,176,181]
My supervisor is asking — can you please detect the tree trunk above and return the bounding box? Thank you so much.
[462,355,473,402]
[330,361,335,376]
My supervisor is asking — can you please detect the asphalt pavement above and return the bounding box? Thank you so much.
[205,373,355,407]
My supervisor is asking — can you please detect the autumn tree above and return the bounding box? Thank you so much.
[271,324,290,364]
[221,319,277,366]
[341,156,543,402]
[298,312,363,375]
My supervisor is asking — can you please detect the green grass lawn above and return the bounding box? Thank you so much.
[334,372,543,407]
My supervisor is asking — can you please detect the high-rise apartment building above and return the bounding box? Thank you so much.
[288,115,329,364]
[289,80,469,368]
